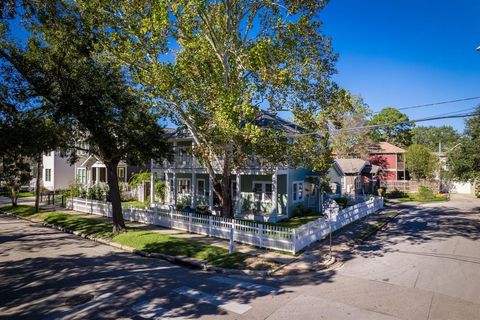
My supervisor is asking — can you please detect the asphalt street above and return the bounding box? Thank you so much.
[0,194,479,319]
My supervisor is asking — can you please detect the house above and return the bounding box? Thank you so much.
[328,159,382,195]
[41,143,147,198]
[73,152,147,198]
[151,112,322,219]
[368,142,406,181]
[42,151,75,191]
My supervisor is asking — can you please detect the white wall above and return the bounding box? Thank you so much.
[42,152,75,191]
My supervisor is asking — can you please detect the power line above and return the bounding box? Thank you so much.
[386,96,480,112]
[287,110,479,137]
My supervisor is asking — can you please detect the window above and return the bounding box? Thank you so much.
[292,181,303,202]
[45,169,52,182]
[117,167,126,180]
[397,153,404,162]
[197,179,205,196]
[76,168,86,184]
[77,142,89,155]
[178,178,191,194]
[252,182,273,203]
[355,177,362,190]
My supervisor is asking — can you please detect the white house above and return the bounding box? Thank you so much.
[42,151,75,191]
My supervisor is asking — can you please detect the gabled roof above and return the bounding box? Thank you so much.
[166,110,304,139]
[335,158,369,174]
[368,142,405,154]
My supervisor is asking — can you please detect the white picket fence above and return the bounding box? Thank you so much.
[67,196,383,254]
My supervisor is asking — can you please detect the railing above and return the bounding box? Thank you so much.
[67,196,383,254]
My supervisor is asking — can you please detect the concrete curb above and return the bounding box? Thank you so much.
[0,211,272,277]
[354,210,402,243]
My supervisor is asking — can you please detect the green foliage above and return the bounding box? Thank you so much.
[386,188,408,199]
[292,203,322,217]
[155,180,167,203]
[331,93,373,159]
[334,197,348,208]
[128,172,151,188]
[86,184,109,201]
[447,107,480,183]
[0,205,38,217]
[1,0,172,230]
[411,126,460,152]
[405,144,437,179]
[368,107,414,148]
[417,186,434,201]
[0,154,32,206]
[78,0,342,217]
[62,182,82,198]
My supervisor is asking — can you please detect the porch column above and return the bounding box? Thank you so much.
[173,171,177,208]
[272,167,278,215]
[191,171,197,208]
[286,167,290,217]
[164,171,168,204]
[235,172,241,214]
[95,167,100,184]
[208,175,214,211]
[150,160,155,205]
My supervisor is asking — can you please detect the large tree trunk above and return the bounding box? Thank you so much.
[221,152,233,218]
[35,157,41,213]
[106,161,126,234]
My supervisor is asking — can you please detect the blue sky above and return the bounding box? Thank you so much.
[321,0,480,132]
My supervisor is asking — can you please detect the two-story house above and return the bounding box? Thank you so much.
[151,112,322,219]
[368,142,406,181]
[42,151,76,191]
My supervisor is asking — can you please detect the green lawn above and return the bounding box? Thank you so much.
[397,194,449,203]
[0,205,39,217]
[18,192,34,198]
[113,230,249,269]
[121,201,148,208]
[274,214,324,229]
[14,209,248,269]
[39,212,114,238]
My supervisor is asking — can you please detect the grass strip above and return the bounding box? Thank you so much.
[5,208,249,269]
[0,205,42,217]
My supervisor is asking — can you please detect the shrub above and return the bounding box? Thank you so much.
[334,197,348,208]
[417,186,434,201]
[292,203,313,217]
[386,188,408,199]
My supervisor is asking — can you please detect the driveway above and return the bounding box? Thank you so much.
[0,194,479,319]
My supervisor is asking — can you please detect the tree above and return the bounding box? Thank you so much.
[447,107,480,184]
[368,107,414,147]
[330,93,372,159]
[0,154,31,207]
[405,144,437,180]
[1,1,172,233]
[411,125,460,152]
[81,0,340,217]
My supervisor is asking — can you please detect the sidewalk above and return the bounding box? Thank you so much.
[272,203,408,276]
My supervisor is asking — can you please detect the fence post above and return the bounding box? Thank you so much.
[258,223,264,248]
[188,211,192,233]
[208,216,212,236]
[229,225,234,254]
[292,228,297,254]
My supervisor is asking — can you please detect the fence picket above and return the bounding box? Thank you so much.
[69,196,382,254]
